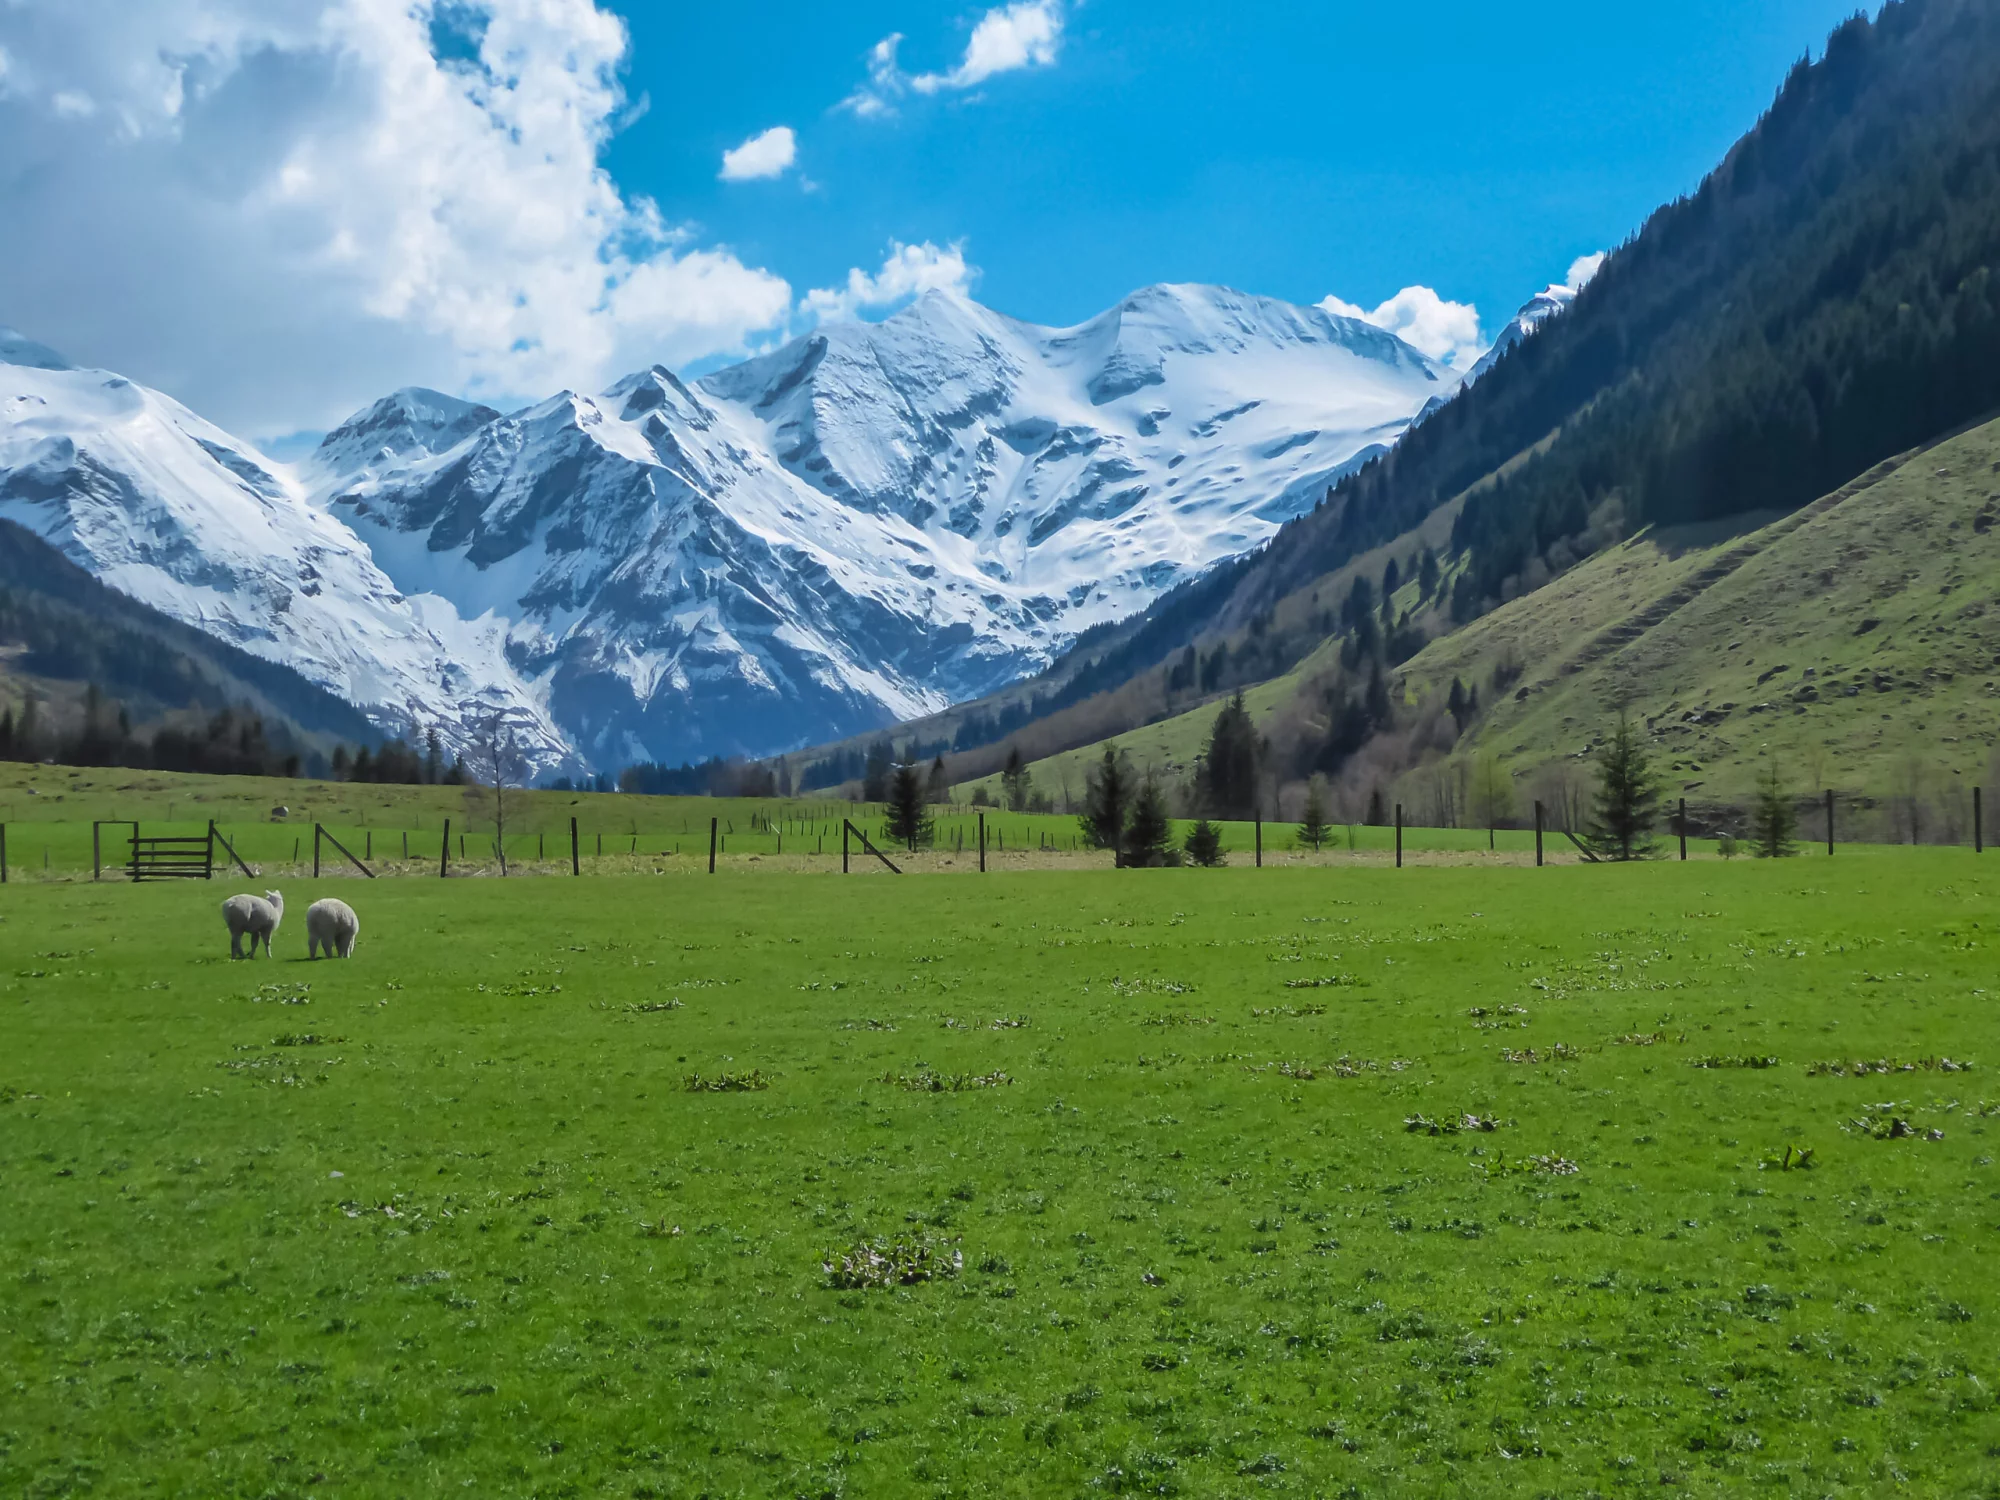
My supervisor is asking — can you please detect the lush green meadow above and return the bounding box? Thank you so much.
[3,852,1998,1497]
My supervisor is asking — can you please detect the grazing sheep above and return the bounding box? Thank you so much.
[223,890,284,958]
[270,805,289,821]
[306,898,360,959]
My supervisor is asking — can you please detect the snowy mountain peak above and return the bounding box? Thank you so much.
[307,386,503,487]
[0,357,571,771]
[0,326,73,372]
[322,282,1457,768]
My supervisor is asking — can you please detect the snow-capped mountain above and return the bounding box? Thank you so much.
[1464,275,1590,384]
[0,285,1460,773]
[0,333,571,768]
[317,284,1455,768]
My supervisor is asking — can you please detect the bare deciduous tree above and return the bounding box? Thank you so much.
[463,712,529,875]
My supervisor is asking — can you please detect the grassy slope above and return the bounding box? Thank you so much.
[1405,413,2000,804]
[952,639,1338,807]
[982,415,2000,813]
[3,857,1997,1495]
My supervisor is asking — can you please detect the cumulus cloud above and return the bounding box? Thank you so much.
[844,1,1063,117]
[719,124,796,182]
[1320,285,1486,371]
[0,0,794,437]
[1564,252,1607,293]
[805,241,975,323]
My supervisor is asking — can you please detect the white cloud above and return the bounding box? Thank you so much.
[719,124,796,182]
[805,241,975,323]
[0,0,794,437]
[1320,285,1485,371]
[1564,252,1606,292]
[913,0,1063,93]
[844,1,1063,117]
[841,34,905,118]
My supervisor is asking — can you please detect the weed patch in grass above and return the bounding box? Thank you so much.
[683,1069,770,1092]
[823,1235,963,1289]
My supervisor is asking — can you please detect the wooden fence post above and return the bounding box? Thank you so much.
[1395,805,1403,869]
[978,812,986,873]
[709,817,718,874]
[441,818,451,878]
[1825,790,1835,857]
[1679,798,1688,862]
[843,820,850,874]
[1,823,8,883]
[1534,801,1544,868]
[571,817,580,875]
[313,824,322,878]
[93,822,101,881]
[1255,817,1262,869]
[1977,787,1985,855]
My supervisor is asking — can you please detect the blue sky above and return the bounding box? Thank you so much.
[0,0,1872,437]
[621,0,1869,339]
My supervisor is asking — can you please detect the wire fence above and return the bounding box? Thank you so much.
[0,787,1990,883]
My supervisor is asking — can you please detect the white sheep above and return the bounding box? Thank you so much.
[222,890,284,959]
[306,898,360,959]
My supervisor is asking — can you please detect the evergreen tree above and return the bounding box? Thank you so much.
[1200,692,1260,819]
[1364,661,1392,725]
[1079,746,1132,858]
[1591,711,1661,861]
[1366,786,1387,827]
[1184,819,1225,867]
[1123,775,1177,868]
[861,739,893,803]
[1752,762,1799,858]
[424,726,443,785]
[1000,744,1032,812]
[884,763,933,850]
[1417,547,1441,600]
[927,754,949,805]
[1297,775,1331,851]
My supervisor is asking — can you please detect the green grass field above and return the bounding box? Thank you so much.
[4,851,1998,1496]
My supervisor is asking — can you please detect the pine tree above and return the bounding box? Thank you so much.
[1591,711,1661,861]
[1184,819,1226,867]
[1366,786,1387,827]
[424,726,443,785]
[884,763,933,850]
[1200,692,1260,819]
[1123,775,1176,868]
[1297,775,1331,851]
[1000,745,1032,812]
[1751,762,1799,858]
[1079,746,1131,858]
[926,754,949,805]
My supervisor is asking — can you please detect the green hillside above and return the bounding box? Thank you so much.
[1408,414,2000,814]
[970,413,2000,834]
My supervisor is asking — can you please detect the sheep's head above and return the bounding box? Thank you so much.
[264,890,284,908]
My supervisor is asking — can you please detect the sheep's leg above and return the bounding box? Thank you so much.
[229,929,241,960]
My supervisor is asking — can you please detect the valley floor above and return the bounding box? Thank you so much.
[2,857,1996,1495]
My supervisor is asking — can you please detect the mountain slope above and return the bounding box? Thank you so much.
[0,515,380,747]
[317,284,1455,767]
[0,353,573,769]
